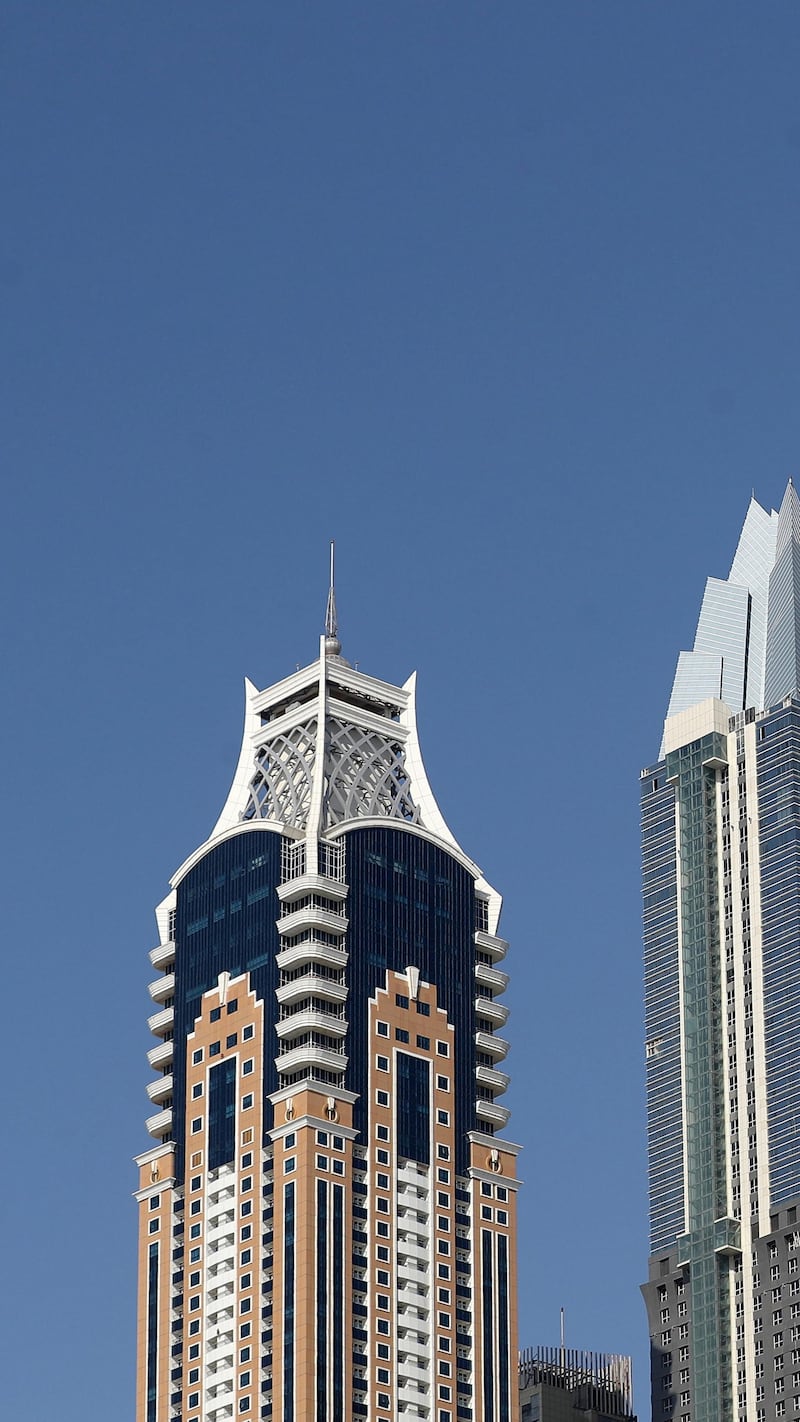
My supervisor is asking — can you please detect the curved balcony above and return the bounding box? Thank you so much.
[147,1004,175,1037]
[148,972,175,1004]
[277,872,348,906]
[149,940,176,971]
[147,1039,174,1070]
[474,995,509,1028]
[145,1106,173,1139]
[276,940,348,974]
[475,961,509,994]
[277,903,348,939]
[277,972,347,1007]
[276,1008,348,1040]
[147,1073,174,1104]
[475,1098,511,1128]
[275,1043,347,1077]
[475,1030,509,1061]
[474,929,509,962]
[475,1064,510,1094]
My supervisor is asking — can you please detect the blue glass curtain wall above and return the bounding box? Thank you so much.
[343,825,477,1174]
[396,1051,431,1164]
[316,1178,327,1422]
[284,1181,295,1422]
[758,701,800,1204]
[172,829,282,1180]
[208,1059,237,1171]
[641,763,684,1253]
[482,1229,494,1422]
[146,1242,158,1422]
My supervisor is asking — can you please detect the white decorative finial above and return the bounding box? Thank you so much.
[324,540,342,657]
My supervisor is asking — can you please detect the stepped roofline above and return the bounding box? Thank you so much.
[658,482,800,751]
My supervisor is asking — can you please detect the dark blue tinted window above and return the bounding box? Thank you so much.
[482,1230,494,1422]
[316,1179,327,1422]
[397,1051,430,1164]
[333,1184,344,1422]
[172,830,282,1182]
[147,1242,159,1422]
[208,1059,237,1171]
[284,1182,295,1422]
[498,1233,509,1420]
[343,825,476,1173]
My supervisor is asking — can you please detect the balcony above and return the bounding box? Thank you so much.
[277,872,348,905]
[397,1380,431,1410]
[474,962,509,994]
[148,1039,174,1070]
[277,903,348,939]
[396,1356,432,1385]
[474,1030,509,1061]
[475,1098,511,1128]
[149,972,175,1004]
[276,940,348,974]
[150,940,176,971]
[397,1238,430,1265]
[276,972,348,1007]
[475,1064,510,1094]
[276,1008,347,1041]
[147,1073,174,1104]
[148,1004,175,1037]
[275,1043,347,1077]
[146,1107,173,1139]
[474,996,509,1028]
[474,929,508,962]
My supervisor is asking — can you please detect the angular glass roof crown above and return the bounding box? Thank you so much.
[663,481,800,744]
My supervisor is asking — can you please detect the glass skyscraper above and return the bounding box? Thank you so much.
[642,480,800,1422]
[135,606,519,1422]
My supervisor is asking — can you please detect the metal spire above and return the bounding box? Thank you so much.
[324,540,342,657]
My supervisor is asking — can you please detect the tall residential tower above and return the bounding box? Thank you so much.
[642,480,800,1422]
[135,600,520,1422]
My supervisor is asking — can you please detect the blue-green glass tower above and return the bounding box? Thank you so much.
[642,480,800,1422]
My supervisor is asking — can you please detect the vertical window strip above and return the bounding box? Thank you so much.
[332,1184,344,1422]
[284,1182,295,1422]
[317,1178,328,1422]
[146,1241,159,1422]
[396,1051,431,1164]
[497,1233,509,1421]
[482,1229,494,1422]
[208,1058,237,1171]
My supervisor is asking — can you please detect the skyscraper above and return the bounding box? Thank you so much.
[135,590,519,1422]
[641,480,800,1422]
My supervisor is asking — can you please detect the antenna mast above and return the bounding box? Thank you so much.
[324,540,342,656]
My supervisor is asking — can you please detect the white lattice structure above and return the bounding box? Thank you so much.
[205,635,499,922]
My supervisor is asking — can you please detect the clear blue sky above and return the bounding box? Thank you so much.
[4,4,800,1416]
